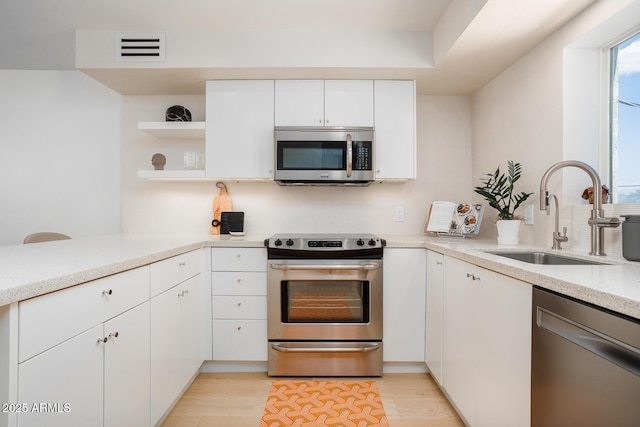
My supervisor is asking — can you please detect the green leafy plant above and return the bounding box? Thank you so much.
[474,161,533,220]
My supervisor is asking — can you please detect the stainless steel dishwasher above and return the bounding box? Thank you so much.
[532,286,640,426]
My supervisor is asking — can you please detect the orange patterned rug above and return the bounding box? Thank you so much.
[259,380,389,427]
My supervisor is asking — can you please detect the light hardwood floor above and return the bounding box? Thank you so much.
[162,372,465,426]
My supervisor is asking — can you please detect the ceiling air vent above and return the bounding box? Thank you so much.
[116,33,165,62]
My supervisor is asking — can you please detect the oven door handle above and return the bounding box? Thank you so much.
[269,263,380,271]
[271,343,380,353]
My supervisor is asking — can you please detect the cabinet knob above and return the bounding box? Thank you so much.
[236,278,242,284]
[466,273,480,281]
[108,332,119,340]
[237,326,242,331]
[436,261,443,265]
[237,302,242,307]
[97,337,107,344]
[179,262,186,268]
[102,289,113,296]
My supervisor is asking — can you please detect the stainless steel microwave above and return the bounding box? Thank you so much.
[274,127,375,186]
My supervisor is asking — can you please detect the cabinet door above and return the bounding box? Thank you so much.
[324,80,374,127]
[374,80,416,179]
[211,247,267,272]
[475,269,531,427]
[442,256,477,426]
[425,250,444,386]
[382,248,426,362]
[212,319,268,361]
[104,302,150,427]
[205,80,275,179]
[275,80,325,126]
[150,286,181,425]
[17,325,104,427]
[179,275,205,388]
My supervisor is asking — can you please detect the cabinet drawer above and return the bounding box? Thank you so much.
[212,319,267,361]
[19,266,149,363]
[150,250,201,297]
[212,271,267,295]
[211,248,266,272]
[212,296,267,319]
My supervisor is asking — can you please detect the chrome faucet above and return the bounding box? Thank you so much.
[539,160,620,256]
[547,193,568,249]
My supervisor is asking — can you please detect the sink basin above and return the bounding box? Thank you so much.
[486,251,607,266]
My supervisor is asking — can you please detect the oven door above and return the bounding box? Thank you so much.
[267,259,382,341]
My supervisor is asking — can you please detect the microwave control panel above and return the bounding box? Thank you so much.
[353,141,372,170]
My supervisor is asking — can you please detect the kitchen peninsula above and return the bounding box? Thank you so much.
[1,233,639,427]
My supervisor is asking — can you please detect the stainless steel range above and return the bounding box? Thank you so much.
[265,233,385,376]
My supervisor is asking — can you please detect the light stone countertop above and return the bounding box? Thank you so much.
[1,232,639,320]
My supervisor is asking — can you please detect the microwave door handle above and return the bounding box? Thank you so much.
[346,133,353,177]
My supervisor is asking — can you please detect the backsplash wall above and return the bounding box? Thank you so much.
[120,93,474,236]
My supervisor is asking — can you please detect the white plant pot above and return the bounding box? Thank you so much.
[496,219,521,245]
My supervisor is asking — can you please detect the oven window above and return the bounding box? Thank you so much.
[281,280,370,323]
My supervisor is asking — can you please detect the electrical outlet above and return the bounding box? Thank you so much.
[524,204,534,225]
[394,206,405,222]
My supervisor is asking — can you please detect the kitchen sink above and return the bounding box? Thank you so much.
[486,251,608,266]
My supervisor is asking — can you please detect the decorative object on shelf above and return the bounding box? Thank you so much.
[151,153,166,170]
[165,105,192,122]
[210,182,233,235]
[582,185,609,204]
[474,160,533,245]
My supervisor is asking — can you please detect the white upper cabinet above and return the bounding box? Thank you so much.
[274,80,374,127]
[374,80,416,180]
[324,80,374,127]
[206,80,275,179]
[274,80,325,126]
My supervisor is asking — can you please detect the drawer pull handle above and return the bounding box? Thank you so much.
[102,289,113,296]
[179,262,186,268]
[466,273,480,281]
[108,332,119,339]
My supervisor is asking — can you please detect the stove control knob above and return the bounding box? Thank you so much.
[356,239,365,246]
[286,239,294,246]
[274,239,282,246]
[368,239,377,247]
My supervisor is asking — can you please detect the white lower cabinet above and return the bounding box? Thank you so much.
[17,302,150,427]
[211,248,267,362]
[17,325,104,427]
[103,303,151,427]
[16,267,150,427]
[425,250,444,385]
[441,255,531,427]
[150,274,203,426]
[382,248,426,362]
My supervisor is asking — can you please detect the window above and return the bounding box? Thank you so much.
[610,32,640,203]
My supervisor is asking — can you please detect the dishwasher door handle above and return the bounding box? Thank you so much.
[537,307,640,377]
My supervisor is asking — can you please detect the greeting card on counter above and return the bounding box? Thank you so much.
[425,201,485,236]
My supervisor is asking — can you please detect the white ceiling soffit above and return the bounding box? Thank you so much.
[2,0,596,95]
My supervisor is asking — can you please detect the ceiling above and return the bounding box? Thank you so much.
[1,0,595,95]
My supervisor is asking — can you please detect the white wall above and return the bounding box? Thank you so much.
[121,94,473,236]
[471,0,640,254]
[0,70,122,246]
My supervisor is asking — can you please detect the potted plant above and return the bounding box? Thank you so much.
[474,160,533,244]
